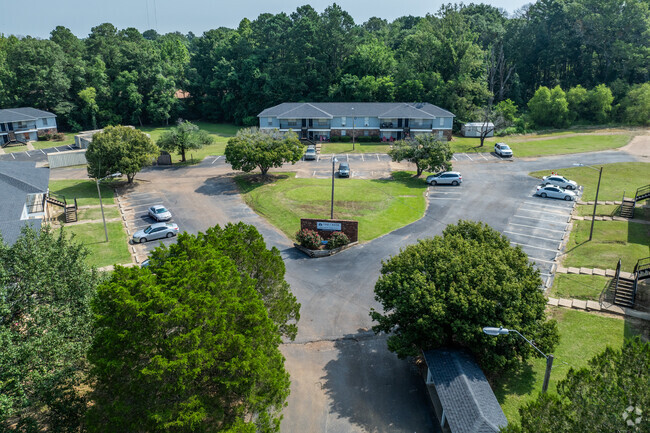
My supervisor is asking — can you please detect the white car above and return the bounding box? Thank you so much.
[426,171,462,186]
[133,222,179,243]
[542,175,578,190]
[535,185,576,201]
[494,142,513,157]
[148,204,172,221]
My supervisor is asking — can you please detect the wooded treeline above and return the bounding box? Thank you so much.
[0,0,648,130]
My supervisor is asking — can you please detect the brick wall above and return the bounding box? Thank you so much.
[37,128,58,136]
[432,129,453,141]
[300,218,358,243]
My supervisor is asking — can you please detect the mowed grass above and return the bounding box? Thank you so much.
[235,171,427,242]
[451,134,631,156]
[530,162,650,201]
[49,179,115,207]
[563,220,649,272]
[320,141,392,154]
[576,204,649,221]
[495,308,626,424]
[138,122,239,163]
[549,274,611,301]
[64,221,131,268]
[77,206,121,221]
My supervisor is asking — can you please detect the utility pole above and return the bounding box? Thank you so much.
[589,166,603,241]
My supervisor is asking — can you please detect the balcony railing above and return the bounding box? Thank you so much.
[279,121,331,129]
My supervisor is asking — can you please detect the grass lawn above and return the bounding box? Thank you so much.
[64,221,131,268]
[549,274,611,301]
[77,206,121,221]
[1,144,28,153]
[235,171,427,243]
[563,220,649,272]
[138,122,239,164]
[320,142,392,154]
[495,308,626,424]
[451,134,631,156]
[575,204,649,221]
[49,179,116,207]
[530,162,650,202]
[32,133,76,149]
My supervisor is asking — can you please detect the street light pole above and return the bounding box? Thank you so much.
[351,108,355,151]
[483,327,554,393]
[589,166,603,241]
[330,157,338,219]
[97,172,122,243]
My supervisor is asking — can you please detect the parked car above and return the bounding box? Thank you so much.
[304,146,317,160]
[494,142,513,157]
[542,175,578,190]
[338,162,350,177]
[133,222,179,243]
[426,171,463,186]
[535,185,576,201]
[148,204,172,221]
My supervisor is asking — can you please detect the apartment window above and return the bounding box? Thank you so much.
[364,130,369,136]
[438,131,444,139]
[316,119,329,127]
[287,119,298,128]
[267,117,272,126]
[341,130,346,136]
[439,117,444,126]
[341,116,346,126]
[364,117,369,127]
[43,118,49,126]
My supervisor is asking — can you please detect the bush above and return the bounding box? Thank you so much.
[326,231,350,250]
[295,228,322,250]
[37,133,51,141]
[52,132,65,141]
[497,127,517,136]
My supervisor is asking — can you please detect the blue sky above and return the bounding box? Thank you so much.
[5,0,532,39]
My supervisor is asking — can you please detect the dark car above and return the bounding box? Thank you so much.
[338,162,350,177]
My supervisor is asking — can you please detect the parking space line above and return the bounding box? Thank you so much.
[429,191,463,195]
[508,223,566,233]
[67,145,73,150]
[40,149,45,154]
[452,155,457,161]
[465,153,473,161]
[25,151,31,157]
[480,153,488,160]
[512,214,569,225]
[54,147,60,152]
[10,153,15,159]
[361,154,365,162]
[519,207,571,216]
[522,200,574,210]
[429,197,461,200]
[211,156,222,164]
[346,154,349,162]
[376,154,380,161]
[527,257,557,264]
[504,231,562,242]
[510,241,559,253]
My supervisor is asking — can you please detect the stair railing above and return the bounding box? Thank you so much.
[635,184,650,202]
[613,259,622,303]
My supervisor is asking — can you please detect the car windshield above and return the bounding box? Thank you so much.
[144,226,153,234]
[306,149,315,153]
[340,164,349,169]
[502,145,511,150]
[156,208,168,213]
[432,172,444,177]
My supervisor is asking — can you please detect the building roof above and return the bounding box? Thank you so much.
[258,102,455,119]
[423,349,508,433]
[0,107,57,123]
[464,122,494,127]
[0,162,50,245]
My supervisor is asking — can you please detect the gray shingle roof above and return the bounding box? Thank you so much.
[0,107,57,123]
[258,102,455,119]
[423,349,507,433]
[0,162,50,245]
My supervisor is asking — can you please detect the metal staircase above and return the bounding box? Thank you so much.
[46,193,78,223]
[620,184,650,218]
[613,257,650,308]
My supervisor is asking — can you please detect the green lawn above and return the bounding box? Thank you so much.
[77,206,121,221]
[451,133,631,156]
[235,171,427,243]
[530,162,650,202]
[575,204,649,221]
[495,308,626,424]
[33,133,76,149]
[49,179,116,207]
[549,274,611,301]
[1,144,28,153]
[563,220,649,272]
[138,122,239,163]
[64,221,131,268]
[320,142,392,154]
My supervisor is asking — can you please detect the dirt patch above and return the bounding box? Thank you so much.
[618,135,650,159]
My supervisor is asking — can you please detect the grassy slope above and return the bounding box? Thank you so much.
[64,221,131,268]
[320,142,392,154]
[235,171,427,243]
[49,179,116,207]
[77,206,121,221]
[549,274,611,301]
[496,308,625,424]
[576,204,648,221]
[530,162,650,201]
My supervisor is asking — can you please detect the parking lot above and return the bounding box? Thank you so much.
[0,144,80,162]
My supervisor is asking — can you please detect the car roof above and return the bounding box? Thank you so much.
[150,222,169,229]
[151,204,166,209]
[340,162,349,166]
[306,148,316,152]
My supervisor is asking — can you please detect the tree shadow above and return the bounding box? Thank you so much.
[320,331,438,432]
[491,362,537,406]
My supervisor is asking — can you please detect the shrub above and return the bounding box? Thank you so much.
[497,127,517,136]
[330,136,340,142]
[340,136,352,143]
[326,231,350,250]
[52,132,65,141]
[37,133,51,141]
[295,228,322,250]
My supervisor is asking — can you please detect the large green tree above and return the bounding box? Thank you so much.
[505,338,650,432]
[371,220,559,373]
[87,231,291,432]
[156,120,214,162]
[528,85,570,128]
[225,127,303,176]
[622,83,650,126]
[387,134,453,177]
[85,125,158,183]
[0,226,98,432]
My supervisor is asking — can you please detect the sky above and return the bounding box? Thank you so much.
[3,0,533,39]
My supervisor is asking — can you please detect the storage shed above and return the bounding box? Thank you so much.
[461,122,494,138]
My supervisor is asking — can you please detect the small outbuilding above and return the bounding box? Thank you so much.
[461,122,494,138]
[422,348,508,433]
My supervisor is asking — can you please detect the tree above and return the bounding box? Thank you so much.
[156,120,214,162]
[567,85,589,123]
[86,125,158,183]
[225,127,303,176]
[505,338,650,433]
[370,221,559,373]
[148,222,300,340]
[87,231,291,432]
[0,226,98,432]
[387,134,453,177]
[78,86,99,130]
[528,85,569,128]
[622,83,650,126]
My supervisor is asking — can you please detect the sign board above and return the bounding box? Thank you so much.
[317,221,341,231]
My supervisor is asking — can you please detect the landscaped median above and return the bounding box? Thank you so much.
[234,171,428,243]
[48,179,132,269]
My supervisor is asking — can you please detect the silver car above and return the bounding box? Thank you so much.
[494,142,513,157]
[133,222,179,243]
[535,185,576,201]
[542,175,578,190]
[148,204,172,221]
[338,162,350,177]
[304,147,317,161]
[426,171,463,186]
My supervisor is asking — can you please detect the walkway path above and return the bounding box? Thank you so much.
[547,296,650,320]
